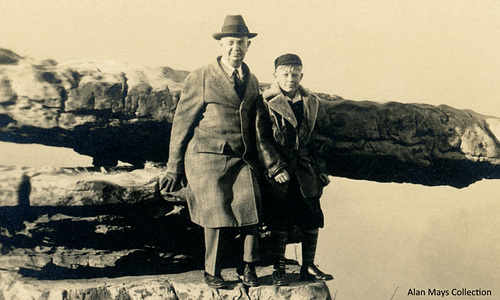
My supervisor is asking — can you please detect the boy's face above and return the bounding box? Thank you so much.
[274,65,303,94]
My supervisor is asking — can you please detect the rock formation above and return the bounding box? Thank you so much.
[2,48,500,187]
[3,47,500,298]
[0,48,188,167]
[316,98,500,187]
[0,267,332,300]
[0,165,330,299]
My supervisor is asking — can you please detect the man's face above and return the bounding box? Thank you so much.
[274,65,303,94]
[219,36,250,68]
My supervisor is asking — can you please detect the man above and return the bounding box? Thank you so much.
[160,15,284,289]
[258,54,334,286]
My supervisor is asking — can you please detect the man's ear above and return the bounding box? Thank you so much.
[247,40,251,48]
[300,73,304,80]
[273,71,277,78]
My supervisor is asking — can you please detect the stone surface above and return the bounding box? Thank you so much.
[0,266,331,300]
[0,50,188,167]
[0,166,31,207]
[0,166,291,298]
[0,270,179,300]
[29,167,162,206]
[316,99,500,187]
[0,48,22,65]
[0,165,191,207]
[0,167,205,285]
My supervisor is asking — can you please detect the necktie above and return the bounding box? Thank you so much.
[233,70,244,99]
[233,70,243,86]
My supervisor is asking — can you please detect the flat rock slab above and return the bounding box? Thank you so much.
[0,166,189,207]
[29,167,162,206]
[0,265,332,300]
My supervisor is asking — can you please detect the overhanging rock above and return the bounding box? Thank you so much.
[0,48,187,167]
[2,48,500,187]
[316,97,500,187]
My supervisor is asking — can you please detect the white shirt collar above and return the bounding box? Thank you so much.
[285,89,302,103]
[220,57,244,79]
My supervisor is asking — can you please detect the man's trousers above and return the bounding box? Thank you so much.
[204,225,260,275]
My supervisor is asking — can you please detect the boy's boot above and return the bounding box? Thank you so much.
[237,261,260,287]
[299,228,334,281]
[271,230,290,286]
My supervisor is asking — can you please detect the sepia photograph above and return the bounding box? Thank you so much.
[1,1,499,299]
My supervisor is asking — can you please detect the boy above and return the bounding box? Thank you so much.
[258,53,334,286]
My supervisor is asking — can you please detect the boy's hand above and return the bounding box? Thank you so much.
[274,169,290,184]
[319,173,330,186]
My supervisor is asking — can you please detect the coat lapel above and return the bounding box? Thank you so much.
[264,83,298,128]
[240,78,257,106]
[264,83,319,143]
[209,57,243,107]
[299,93,319,143]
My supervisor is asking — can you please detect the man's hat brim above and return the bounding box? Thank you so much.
[213,32,258,40]
[213,15,257,40]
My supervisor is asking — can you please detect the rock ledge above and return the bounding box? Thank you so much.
[0,266,332,300]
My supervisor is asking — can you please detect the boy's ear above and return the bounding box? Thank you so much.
[273,71,277,78]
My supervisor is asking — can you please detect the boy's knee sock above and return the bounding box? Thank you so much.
[271,230,288,268]
[301,228,319,267]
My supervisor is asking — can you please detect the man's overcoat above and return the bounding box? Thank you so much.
[166,57,280,228]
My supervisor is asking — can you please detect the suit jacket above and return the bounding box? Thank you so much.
[166,57,278,228]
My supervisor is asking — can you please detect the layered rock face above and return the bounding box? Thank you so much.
[2,48,500,298]
[0,165,330,299]
[0,48,335,299]
[0,48,188,167]
[2,48,500,187]
[316,98,500,187]
[0,267,331,300]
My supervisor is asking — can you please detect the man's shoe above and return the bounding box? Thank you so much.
[204,272,227,289]
[299,265,334,281]
[237,263,260,287]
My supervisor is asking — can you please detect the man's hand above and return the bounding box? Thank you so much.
[159,172,186,192]
[274,169,290,184]
[319,173,330,186]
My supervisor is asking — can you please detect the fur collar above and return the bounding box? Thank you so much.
[262,82,319,141]
[262,82,310,100]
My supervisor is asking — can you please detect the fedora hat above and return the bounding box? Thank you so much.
[212,15,257,40]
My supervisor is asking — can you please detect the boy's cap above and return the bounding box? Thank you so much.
[274,53,302,69]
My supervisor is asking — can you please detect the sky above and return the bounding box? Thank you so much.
[2,0,500,117]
